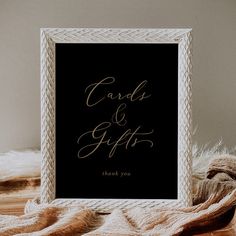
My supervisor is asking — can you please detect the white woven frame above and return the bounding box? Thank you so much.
[41,28,192,212]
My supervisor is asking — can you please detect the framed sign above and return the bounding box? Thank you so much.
[41,28,192,212]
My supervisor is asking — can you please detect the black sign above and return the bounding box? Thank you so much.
[55,43,178,199]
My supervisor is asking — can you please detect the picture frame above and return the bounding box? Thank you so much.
[41,28,192,212]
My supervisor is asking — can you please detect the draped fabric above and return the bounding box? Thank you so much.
[0,148,236,235]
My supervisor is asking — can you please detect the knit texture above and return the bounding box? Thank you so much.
[0,146,236,235]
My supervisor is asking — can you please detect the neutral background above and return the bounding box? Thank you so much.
[0,0,235,152]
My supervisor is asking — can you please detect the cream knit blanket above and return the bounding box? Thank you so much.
[0,147,236,235]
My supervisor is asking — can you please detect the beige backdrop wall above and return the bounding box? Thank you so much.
[0,0,235,152]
